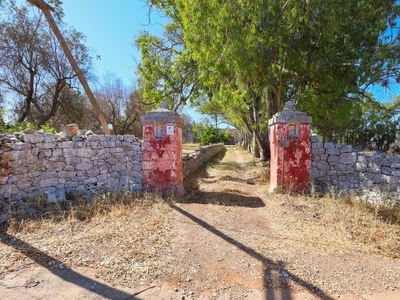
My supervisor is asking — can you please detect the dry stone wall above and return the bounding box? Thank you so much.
[0,132,142,202]
[0,128,226,202]
[183,143,225,178]
[310,136,400,205]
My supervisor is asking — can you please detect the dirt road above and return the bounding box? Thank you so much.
[1,145,400,299]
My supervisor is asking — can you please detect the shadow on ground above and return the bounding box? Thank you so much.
[183,191,265,207]
[179,147,334,299]
[171,204,334,300]
[0,224,146,299]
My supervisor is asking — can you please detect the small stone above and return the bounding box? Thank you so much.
[65,124,79,135]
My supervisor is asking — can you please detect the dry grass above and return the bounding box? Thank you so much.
[1,191,177,286]
[269,191,400,258]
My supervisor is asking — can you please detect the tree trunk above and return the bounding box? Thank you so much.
[27,0,111,134]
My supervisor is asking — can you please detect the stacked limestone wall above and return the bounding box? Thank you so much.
[310,136,400,204]
[183,143,225,178]
[0,132,142,201]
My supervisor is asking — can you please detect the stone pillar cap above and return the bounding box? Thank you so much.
[140,102,184,124]
[268,100,312,125]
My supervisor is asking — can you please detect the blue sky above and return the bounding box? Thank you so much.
[61,0,205,123]
[62,0,165,88]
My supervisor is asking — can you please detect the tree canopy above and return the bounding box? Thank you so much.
[0,0,92,129]
[137,0,400,159]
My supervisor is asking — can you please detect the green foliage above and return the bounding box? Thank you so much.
[140,0,400,160]
[0,108,57,134]
[336,95,400,150]
[199,126,230,146]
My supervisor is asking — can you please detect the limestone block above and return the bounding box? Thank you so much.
[20,134,44,143]
[57,141,74,149]
[373,174,389,184]
[391,162,400,169]
[37,142,56,149]
[316,161,330,171]
[41,178,58,187]
[132,142,141,151]
[103,141,116,148]
[97,174,108,182]
[72,136,83,142]
[63,148,77,158]
[339,152,357,165]
[75,185,86,193]
[340,145,353,153]
[311,142,324,149]
[14,167,28,174]
[311,148,319,155]
[16,178,32,190]
[382,167,393,175]
[87,168,100,177]
[65,124,79,135]
[391,170,400,177]
[42,171,57,180]
[123,135,135,143]
[76,162,93,171]
[5,150,30,160]
[58,171,76,178]
[28,171,41,178]
[87,135,101,142]
[84,177,97,185]
[367,163,381,173]
[47,189,66,202]
[52,149,63,157]
[109,147,123,153]
[7,174,23,184]
[328,155,339,163]
[106,157,118,165]
[12,142,31,151]
[355,162,367,172]
[77,148,93,157]
[43,134,55,143]
[326,148,340,155]
[330,174,339,184]
[88,142,99,149]
[65,181,79,188]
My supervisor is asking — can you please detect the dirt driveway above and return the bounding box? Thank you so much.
[1,145,400,299]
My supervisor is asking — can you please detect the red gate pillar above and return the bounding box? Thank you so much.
[269,101,312,193]
[141,102,184,193]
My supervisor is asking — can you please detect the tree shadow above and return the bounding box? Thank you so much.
[0,225,144,299]
[220,175,257,185]
[170,204,334,300]
[183,191,265,207]
[183,148,227,190]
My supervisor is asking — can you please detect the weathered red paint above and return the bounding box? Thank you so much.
[269,101,312,193]
[141,103,184,193]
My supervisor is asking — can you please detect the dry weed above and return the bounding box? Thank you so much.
[273,191,400,258]
[1,191,177,286]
